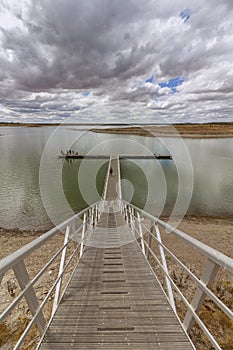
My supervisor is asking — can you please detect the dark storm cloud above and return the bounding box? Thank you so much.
[0,0,161,91]
[0,0,233,123]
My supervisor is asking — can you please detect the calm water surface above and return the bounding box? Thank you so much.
[0,126,232,230]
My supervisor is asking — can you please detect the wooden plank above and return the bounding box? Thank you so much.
[40,342,189,350]
[42,331,191,343]
[51,317,182,326]
[40,240,194,349]
[39,157,194,350]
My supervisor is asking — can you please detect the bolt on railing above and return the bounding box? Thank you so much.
[122,199,233,350]
[0,201,101,350]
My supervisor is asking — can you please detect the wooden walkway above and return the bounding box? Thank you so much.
[39,157,194,350]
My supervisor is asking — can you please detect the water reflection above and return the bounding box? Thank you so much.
[0,126,232,230]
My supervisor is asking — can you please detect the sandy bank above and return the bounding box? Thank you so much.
[1,216,232,262]
[92,122,233,138]
[1,122,233,138]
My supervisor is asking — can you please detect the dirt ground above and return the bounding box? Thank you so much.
[2,216,232,270]
[1,216,232,276]
[163,216,233,268]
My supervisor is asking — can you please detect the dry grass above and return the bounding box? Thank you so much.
[91,122,233,138]
[150,259,233,350]
[0,317,39,350]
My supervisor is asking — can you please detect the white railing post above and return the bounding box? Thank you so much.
[98,203,101,220]
[154,223,176,312]
[52,224,71,316]
[147,220,153,259]
[123,203,127,220]
[88,208,92,224]
[95,204,98,226]
[80,213,87,258]
[125,204,129,224]
[100,201,105,219]
[70,220,78,248]
[13,261,46,335]
[137,212,146,256]
[129,207,135,236]
[91,207,95,230]
[121,201,124,214]
[117,156,122,200]
[103,156,112,201]
[183,259,220,332]
[124,203,127,219]
[71,221,76,236]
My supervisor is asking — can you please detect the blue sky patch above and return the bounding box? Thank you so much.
[159,77,184,93]
[180,9,191,23]
[82,92,90,97]
[145,76,154,83]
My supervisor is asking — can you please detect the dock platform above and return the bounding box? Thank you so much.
[59,154,172,160]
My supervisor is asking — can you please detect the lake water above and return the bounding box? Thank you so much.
[0,126,233,230]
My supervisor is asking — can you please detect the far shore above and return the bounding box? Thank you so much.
[92,122,233,138]
[1,122,233,138]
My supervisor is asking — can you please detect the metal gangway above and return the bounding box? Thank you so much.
[0,156,233,350]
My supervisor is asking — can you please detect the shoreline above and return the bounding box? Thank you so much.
[1,215,232,260]
[0,122,233,139]
[91,123,233,138]
[0,122,233,138]
[0,214,232,234]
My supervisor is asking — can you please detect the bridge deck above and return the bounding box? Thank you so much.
[39,157,194,350]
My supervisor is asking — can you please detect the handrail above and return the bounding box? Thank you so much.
[0,200,101,350]
[0,201,99,278]
[144,242,222,350]
[122,199,233,275]
[102,156,112,200]
[0,229,82,323]
[14,240,81,350]
[122,199,233,350]
[116,155,122,200]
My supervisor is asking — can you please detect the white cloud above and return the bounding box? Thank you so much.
[0,0,233,123]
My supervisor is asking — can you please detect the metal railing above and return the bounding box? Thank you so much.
[102,156,112,201]
[1,197,233,350]
[102,155,121,202]
[121,199,233,350]
[0,201,101,350]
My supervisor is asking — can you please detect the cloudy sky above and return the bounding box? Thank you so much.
[0,0,233,124]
